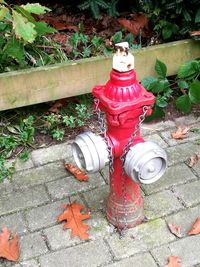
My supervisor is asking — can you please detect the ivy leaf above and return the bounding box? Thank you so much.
[155,59,167,78]
[12,10,37,43]
[189,80,200,104]
[14,6,35,23]
[156,97,168,108]
[21,3,51,15]
[4,37,25,62]
[33,21,56,36]
[141,76,158,90]
[178,60,199,79]
[178,80,189,89]
[195,8,200,23]
[113,31,122,44]
[176,95,191,113]
[0,6,8,20]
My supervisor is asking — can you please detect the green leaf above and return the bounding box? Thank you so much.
[155,59,167,78]
[0,0,6,4]
[141,76,158,89]
[176,95,192,113]
[21,3,51,15]
[113,31,122,44]
[178,80,189,89]
[145,105,165,122]
[4,37,25,62]
[14,6,35,23]
[195,8,200,23]
[125,33,134,46]
[162,27,172,40]
[189,80,200,104]
[178,60,199,79]
[33,21,56,35]
[12,10,37,43]
[0,6,8,20]
[19,150,29,162]
[156,97,168,108]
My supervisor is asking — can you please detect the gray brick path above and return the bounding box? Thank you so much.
[1,116,200,267]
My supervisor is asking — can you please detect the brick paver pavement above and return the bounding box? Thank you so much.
[0,114,200,267]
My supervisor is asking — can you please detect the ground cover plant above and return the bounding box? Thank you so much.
[1,0,199,72]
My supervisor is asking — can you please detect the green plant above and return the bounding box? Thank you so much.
[141,59,173,120]
[78,0,109,19]
[0,1,69,72]
[139,0,200,41]
[51,128,65,141]
[175,59,200,113]
[141,58,200,120]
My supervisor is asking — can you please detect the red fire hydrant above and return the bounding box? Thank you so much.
[72,42,167,231]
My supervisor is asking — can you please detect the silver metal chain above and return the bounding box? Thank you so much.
[94,98,149,237]
[119,105,149,237]
[94,98,114,174]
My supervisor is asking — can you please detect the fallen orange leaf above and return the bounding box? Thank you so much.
[188,153,199,167]
[118,13,148,36]
[0,227,20,262]
[57,201,90,240]
[188,217,200,235]
[168,223,182,238]
[165,256,181,267]
[49,99,68,113]
[64,163,88,181]
[171,125,191,140]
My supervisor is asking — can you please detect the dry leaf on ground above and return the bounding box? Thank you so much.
[118,13,149,36]
[57,201,90,240]
[49,99,68,113]
[64,163,88,181]
[0,227,20,262]
[168,223,182,238]
[188,153,199,167]
[164,256,181,267]
[171,125,191,140]
[188,217,200,235]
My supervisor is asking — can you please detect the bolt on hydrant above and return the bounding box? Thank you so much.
[72,42,167,231]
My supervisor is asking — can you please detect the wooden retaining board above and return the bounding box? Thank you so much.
[0,39,199,111]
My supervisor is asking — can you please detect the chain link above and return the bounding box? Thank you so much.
[119,105,150,237]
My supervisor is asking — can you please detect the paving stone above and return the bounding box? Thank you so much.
[20,232,48,261]
[166,142,199,166]
[166,205,200,237]
[0,212,27,235]
[0,185,49,216]
[6,157,34,172]
[160,122,200,146]
[83,185,109,211]
[174,114,200,126]
[0,180,14,198]
[106,252,157,267]
[44,212,111,250]
[46,172,105,200]
[141,163,197,195]
[106,218,175,260]
[39,240,112,267]
[144,133,168,148]
[151,235,200,267]
[31,142,72,166]
[173,180,200,207]
[192,160,200,177]
[13,260,39,267]
[144,190,183,220]
[141,120,175,136]
[13,161,67,189]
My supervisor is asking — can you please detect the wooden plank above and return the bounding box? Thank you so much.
[0,39,199,111]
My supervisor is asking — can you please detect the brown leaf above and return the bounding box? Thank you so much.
[188,153,199,167]
[49,99,68,113]
[118,13,148,36]
[57,201,90,240]
[190,31,200,36]
[171,125,191,140]
[188,217,200,235]
[168,223,182,238]
[0,227,20,262]
[64,163,88,181]
[165,256,181,267]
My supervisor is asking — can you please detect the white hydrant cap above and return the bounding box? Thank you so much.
[113,42,134,72]
[124,141,167,184]
[72,131,109,173]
